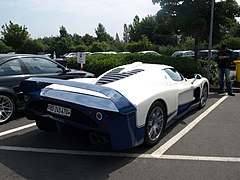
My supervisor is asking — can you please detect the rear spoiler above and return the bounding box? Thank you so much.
[20,77,136,115]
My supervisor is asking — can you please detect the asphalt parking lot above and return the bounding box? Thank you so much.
[0,92,240,180]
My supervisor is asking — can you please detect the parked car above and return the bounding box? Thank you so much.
[0,54,94,124]
[197,49,218,60]
[139,51,160,55]
[91,51,117,55]
[171,50,194,57]
[63,52,77,59]
[232,50,240,60]
[231,50,240,68]
[21,62,209,150]
[117,52,131,54]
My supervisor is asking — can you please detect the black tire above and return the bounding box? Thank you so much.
[0,94,15,124]
[144,101,166,146]
[35,118,57,132]
[199,84,208,109]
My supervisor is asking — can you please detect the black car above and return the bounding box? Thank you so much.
[197,50,218,60]
[0,54,94,124]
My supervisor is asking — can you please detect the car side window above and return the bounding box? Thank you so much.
[0,59,23,76]
[164,68,184,81]
[22,57,64,74]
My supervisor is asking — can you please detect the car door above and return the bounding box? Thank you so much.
[20,57,67,79]
[164,68,194,114]
[0,58,30,104]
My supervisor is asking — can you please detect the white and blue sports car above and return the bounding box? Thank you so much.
[20,62,209,150]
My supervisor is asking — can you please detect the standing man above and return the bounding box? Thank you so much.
[215,44,235,96]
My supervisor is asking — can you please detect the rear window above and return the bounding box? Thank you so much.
[0,59,23,76]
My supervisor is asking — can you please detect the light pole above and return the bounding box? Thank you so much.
[207,0,224,81]
[207,0,215,81]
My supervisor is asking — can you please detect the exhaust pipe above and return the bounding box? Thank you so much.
[89,132,109,144]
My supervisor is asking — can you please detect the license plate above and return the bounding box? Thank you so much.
[47,104,71,117]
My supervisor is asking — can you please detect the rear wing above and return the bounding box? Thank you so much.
[20,77,136,115]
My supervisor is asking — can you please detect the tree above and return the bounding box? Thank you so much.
[72,33,84,46]
[152,0,240,47]
[214,0,240,43]
[115,33,120,42]
[0,39,12,53]
[82,34,95,46]
[1,21,30,51]
[123,24,130,43]
[127,15,177,46]
[95,23,113,42]
[227,22,240,37]
[222,37,240,49]
[74,44,88,52]
[51,37,74,57]
[89,41,110,52]
[127,35,155,52]
[59,26,68,37]
[129,15,141,42]
[18,39,48,54]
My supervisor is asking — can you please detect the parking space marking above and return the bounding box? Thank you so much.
[0,123,36,137]
[151,95,228,157]
[1,145,240,163]
[160,155,240,162]
[1,95,236,163]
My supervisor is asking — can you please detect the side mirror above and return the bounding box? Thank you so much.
[194,74,202,80]
[191,74,202,84]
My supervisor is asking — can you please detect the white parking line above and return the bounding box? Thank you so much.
[160,154,240,162]
[1,145,240,163]
[0,123,36,137]
[151,95,228,157]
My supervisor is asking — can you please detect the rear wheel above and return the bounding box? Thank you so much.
[0,94,15,124]
[144,101,166,146]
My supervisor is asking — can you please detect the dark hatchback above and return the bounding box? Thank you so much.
[0,54,94,124]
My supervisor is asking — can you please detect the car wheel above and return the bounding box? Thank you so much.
[199,84,208,109]
[35,118,57,132]
[0,94,15,124]
[144,101,166,146]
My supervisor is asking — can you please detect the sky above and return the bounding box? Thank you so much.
[0,0,160,39]
[1,0,240,40]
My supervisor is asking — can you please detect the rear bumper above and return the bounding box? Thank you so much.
[25,99,144,150]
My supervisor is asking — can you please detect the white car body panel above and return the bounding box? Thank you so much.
[63,62,208,128]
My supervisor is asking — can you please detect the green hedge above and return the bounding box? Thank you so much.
[67,54,217,84]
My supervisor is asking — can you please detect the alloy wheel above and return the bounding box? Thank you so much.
[0,95,14,123]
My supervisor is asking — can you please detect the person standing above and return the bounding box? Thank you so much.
[215,44,235,96]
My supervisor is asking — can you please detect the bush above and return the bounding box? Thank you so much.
[67,53,217,85]
[222,37,240,50]
[158,45,176,56]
